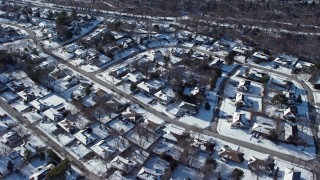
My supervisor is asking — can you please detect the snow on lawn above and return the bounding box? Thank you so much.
[37,120,58,134]
[52,48,74,60]
[217,115,315,161]
[80,64,100,73]
[179,101,215,129]
[116,82,132,94]
[104,135,130,153]
[107,118,134,135]
[134,92,154,104]
[126,129,159,150]
[153,139,184,161]
[90,122,110,139]
[57,133,75,146]
[23,111,44,123]
[191,132,314,180]
[84,158,109,177]
[171,164,203,180]
[68,143,91,159]
[18,158,49,179]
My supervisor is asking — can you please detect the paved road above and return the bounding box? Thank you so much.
[0,99,102,180]
[1,20,319,178]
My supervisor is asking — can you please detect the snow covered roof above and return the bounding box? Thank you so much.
[137,80,165,94]
[43,108,62,121]
[231,112,246,127]
[111,156,136,173]
[74,129,98,146]
[122,72,145,83]
[253,51,270,61]
[91,140,116,159]
[163,124,185,136]
[137,167,163,180]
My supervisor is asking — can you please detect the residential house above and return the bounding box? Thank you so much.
[0,121,9,135]
[284,106,298,120]
[137,80,165,95]
[74,49,87,59]
[122,72,145,84]
[208,57,224,68]
[113,66,128,78]
[136,167,163,180]
[57,119,78,134]
[232,45,251,55]
[248,156,275,175]
[0,151,23,178]
[163,124,186,143]
[284,124,299,142]
[251,123,275,138]
[284,168,301,180]
[142,119,163,133]
[178,101,198,116]
[18,142,38,158]
[274,54,299,68]
[74,128,99,146]
[43,108,63,121]
[29,164,55,180]
[91,140,116,159]
[110,156,135,173]
[231,112,247,128]
[294,61,314,72]
[154,87,175,105]
[252,51,270,63]
[271,78,292,90]
[218,146,244,163]
[309,73,320,90]
[1,131,22,146]
[183,87,200,96]
[237,80,251,92]
[235,93,246,107]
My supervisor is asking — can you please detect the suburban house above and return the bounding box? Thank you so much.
[1,131,22,147]
[283,106,298,120]
[271,78,292,90]
[110,156,136,173]
[284,168,301,180]
[178,101,198,116]
[0,151,23,178]
[90,140,116,159]
[294,60,314,72]
[57,119,78,134]
[235,93,246,107]
[208,57,224,68]
[284,124,299,142]
[29,164,55,180]
[136,167,163,180]
[43,108,63,121]
[154,87,175,105]
[137,80,165,95]
[251,123,275,138]
[252,51,270,63]
[232,45,252,55]
[142,119,163,133]
[248,156,275,175]
[122,72,145,84]
[237,80,251,92]
[274,54,299,68]
[218,145,245,163]
[309,73,320,90]
[74,128,99,146]
[231,112,247,128]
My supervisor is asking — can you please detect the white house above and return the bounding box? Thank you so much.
[74,128,98,146]
[137,167,163,180]
[90,140,116,159]
[110,156,135,173]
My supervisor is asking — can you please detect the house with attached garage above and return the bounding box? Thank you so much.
[218,145,244,164]
[74,127,99,146]
[178,101,199,116]
[90,140,116,159]
[136,167,163,180]
[231,112,247,128]
[248,156,275,175]
[235,93,246,107]
[274,54,299,68]
[283,105,298,121]
[110,155,136,173]
[252,51,270,63]
[237,80,251,92]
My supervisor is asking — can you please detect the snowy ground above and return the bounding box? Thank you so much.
[171,164,204,180]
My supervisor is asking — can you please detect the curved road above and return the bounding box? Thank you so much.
[1,19,319,179]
